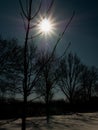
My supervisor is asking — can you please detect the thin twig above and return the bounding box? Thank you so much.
[20,12,27,31]
[31,0,42,20]
[19,0,28,19]
[46,0,55,15]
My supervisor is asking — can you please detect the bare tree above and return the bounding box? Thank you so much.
[80,66,98,101]
[18,0,75,129]
[58,53,84,104]
[35,51,58,123]
[0,38,23,101]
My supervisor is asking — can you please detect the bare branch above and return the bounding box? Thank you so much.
[28,94,43,102]
[26,0,29,15]
[31,0,42,20]
[20,12,27,31]
[29,21,40,29]
[29,32,42,39]
[62,11,75,36]
[48,11,75,61]
[19,0,28,19]
[56,42,71,61]
[46,0,55,15]
[29,24,37,29]
[28,0,33,20]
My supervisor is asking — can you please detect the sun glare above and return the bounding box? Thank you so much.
[38,18,54,35]
[40,18,52,33]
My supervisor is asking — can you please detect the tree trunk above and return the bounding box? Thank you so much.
[46,91,50,124]
[22,16,29,130]
[46,101,50,124]
[22,93,27,130]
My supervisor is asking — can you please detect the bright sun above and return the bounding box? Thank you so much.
[39,18,53,34]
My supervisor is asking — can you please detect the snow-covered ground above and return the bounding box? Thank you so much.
[0,113,98,130]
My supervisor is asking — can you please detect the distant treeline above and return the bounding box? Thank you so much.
[0,97,98,120]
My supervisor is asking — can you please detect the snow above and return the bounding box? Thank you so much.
[0,113,98,130]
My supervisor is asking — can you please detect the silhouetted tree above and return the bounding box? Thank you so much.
[58,52,84,104]
[0,38,23,100]
[35,51,58,123]
[19,0,75,129]
[80,66,98,101]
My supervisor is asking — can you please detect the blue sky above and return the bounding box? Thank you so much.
[0,0,98,67]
